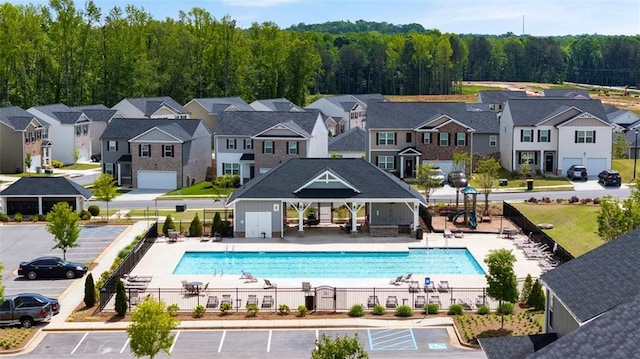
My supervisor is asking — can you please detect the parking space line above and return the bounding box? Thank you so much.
[170,330,181,353]
[367,329,373,349]
[267,330,272,352]
[120,338,130,354]
[70,332,89,355]
[368,329,417,351]
[218,330,226,352]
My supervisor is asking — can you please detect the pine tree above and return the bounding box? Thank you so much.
[520,274,533,303]
[526,279,546,311]
[162,215,175,236]
[115,279,128,316]
[212,212,222,235]
[84,272,96,307]
[189,213,203,237]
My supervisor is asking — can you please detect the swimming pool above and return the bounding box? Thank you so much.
[172,248,485,278]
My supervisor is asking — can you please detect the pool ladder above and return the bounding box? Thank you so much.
[225,244,235,252]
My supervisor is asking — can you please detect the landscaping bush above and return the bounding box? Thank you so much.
[220,302,232,313]
[38,214,47,221]
[162,215,175,236]
[188,213,203,237]
[448,304,464,316]
[80,210,91,220]
[30,215,39,222]
[167,304,179,317]
[51,159,64,168]
[297,305,308,317]
[214,174,240,188]
[526,280,546,311]
[114,280,128,316]
[246,304,259,317]
[348,304,364,317]
[0,213,8,222]
[426,303,439,314]
[278,304,290,315]
[88,205,100,216]
[83,273,96,307]
[569,196,580,203]
[211,212,222,236]
[372,305,386,315]
[520,274,533,303]
[498,302,515,315]
[395,305,413,317]
[13,213,23,222]
[192,305,206,318]
[476,305,490,315]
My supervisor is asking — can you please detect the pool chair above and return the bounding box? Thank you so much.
[401,273,413,282]
[389,276,403,285]
[264,279,277,289]
[240,270,252,280]
[246,294,258,307]
[122,274,153,282]
[206,295,219,309]
[414,295,426,309]
[221,294,232,307]
[409,280,420,293]
[458,298,474,311]
[244,273,258,283]
[437,281,450,292]
[429,295,441,308]
[476,295,487,308]
[425,281,436,292]
[367,295,379,308]
[386,296,398,309]
[261,295,274,308]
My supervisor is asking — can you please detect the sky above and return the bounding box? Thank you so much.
[12,0,640,36]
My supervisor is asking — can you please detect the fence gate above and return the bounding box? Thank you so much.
[315,285,336,312]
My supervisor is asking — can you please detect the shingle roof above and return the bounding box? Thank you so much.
[479,334,558,359]
[53,111,83,124]
[352,93,388,105]
[125,97,188,116]
[228,158,427,204]
[0,107,42,131]
[30,104,84,124]
[0,176,92,198]
[542,89,590,98]
[192,97,254,113]
[477,90,528,104]
[504,98,607,126]
[101,118,204,140]
[250,98,303,112]
[217,111,320,136]
[328,127,365,152]
[73,107,119,122]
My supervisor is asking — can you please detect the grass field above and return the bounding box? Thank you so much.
[163,181,233,197]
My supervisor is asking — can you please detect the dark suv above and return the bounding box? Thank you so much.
[447,171,468,188]
[567,165,588,181]
[598,169,621,187]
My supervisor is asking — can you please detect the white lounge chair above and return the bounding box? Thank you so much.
[263,279,277,289]
[437,281,450,292]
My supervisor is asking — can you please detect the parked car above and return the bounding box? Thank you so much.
[17,293,60,315]
[428,168,445,186]
[0,294,53,328]
[18,256,88,280]
[447,171,468,188]
[598,169,621,187]
[90,153,101,162]
[567,165,588,181]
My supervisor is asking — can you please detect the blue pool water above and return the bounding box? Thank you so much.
[172,249,485,278]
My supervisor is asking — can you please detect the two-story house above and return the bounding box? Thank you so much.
[112,96,190,119]
[499,98,613,176]
[0,106,51,173]
[100,118,211,189]
[477,90,528,112]
[215,111,328,184]
[305,94,387,134]
[27,104,92,165]
[183,97,253,150]
[72,105,121,159]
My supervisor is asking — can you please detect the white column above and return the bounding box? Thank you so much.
[298,202,304,232]
[413,203,419,231]
[38,197,43,215]
[350,203,357,232]
[399,156,404,178]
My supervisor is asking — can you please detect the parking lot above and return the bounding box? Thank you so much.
[23,328,483,358]
[0,224,126,299]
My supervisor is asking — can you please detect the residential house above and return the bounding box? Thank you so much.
[542,88,591,99]
[365,101,499,179]
[605,105,640,128]
[499,98,613,176]
[112,96,190,119]
[477,90,528,112]
[183,97,254,149]
[27,104,92,165]
[215,111,328,185]
[250,98,304,112]
[328,127,366,158]
[480,227,640,358]
[0,177,92,215]
[100,118,211,189]
[72,105,121,159]
[305,94,387,134]
[0,106,51,173]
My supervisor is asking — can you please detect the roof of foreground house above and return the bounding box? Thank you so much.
[504,98,608,126]
[328,127,365,153]
[217,111,321,137]
[100,118,205,141]
[0,176,92,198]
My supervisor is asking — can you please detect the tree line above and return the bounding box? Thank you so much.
[1,1,638,110]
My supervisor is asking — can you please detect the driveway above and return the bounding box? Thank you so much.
[111,189,169,202]
[571,178,627,191]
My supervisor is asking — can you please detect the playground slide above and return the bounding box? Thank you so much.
[449,209,467,222]
[469,211,478,229]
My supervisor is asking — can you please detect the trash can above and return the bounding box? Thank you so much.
[305,295,314,311]
[499,178,508,186]
[526,179,534,191]
[416,227,424,240]
[176,204,187,212]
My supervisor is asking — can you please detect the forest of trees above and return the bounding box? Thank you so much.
[1,1,638,110]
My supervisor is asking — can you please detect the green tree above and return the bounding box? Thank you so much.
[211,212,222,235]
[415,162,441,203]
[127,296,179,359]
[519,161,531,178]
[46,201,81,260]
[613,133,629,159]
[526,279,546,311]
[72,147,80,163]
[597,183,640,241]
[188,213,203,237]
[24,153,32,173]
[520,273,533,303]
[311,333,368,359]
[114,278,128,316]
[452,149,471,207]
[484,249,518,328]
[92,173,117,222]
[162,215,175,236]
[476,157,501,215]
[84,272,96,307]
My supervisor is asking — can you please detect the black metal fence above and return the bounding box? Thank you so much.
[98,222,158,311]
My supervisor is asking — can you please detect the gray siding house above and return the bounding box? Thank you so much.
[0,106,51,174]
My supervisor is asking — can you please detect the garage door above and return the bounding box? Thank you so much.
[423,160,454,175]
[137,170,177,189]
[562,158,582,175]
[586,158,607,175]
[245,212,272,238]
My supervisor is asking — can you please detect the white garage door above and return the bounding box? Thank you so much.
[423,160,454,175]
[245,212,272,238]
[562,158,582,175]
[586,158,607,175]
[137,170,177,189]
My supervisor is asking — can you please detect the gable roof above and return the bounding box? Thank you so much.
[504,98,607,126]
[228,158,427,204]
[329,127,365,152]
[0,106,46,131]
[217,111,321,137]
[29,103,86,125]
[542,89,591,99]
[189,97,254,113]
[73,106,119,123]
[352,93,388,106]
[479,333,558,359]
[250,98,304,112]
[101,118,205,140]
[477,90,528,104]
[0,176,92,198]
[124,97,188,116]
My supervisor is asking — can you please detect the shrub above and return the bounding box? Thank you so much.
[526,280,546,311]
[427,303,439,314]
[246,304,259,317]
[220,302,232,313]
[38,214,47,221]
[214,174,240,188]
[297,305,308,317]
[162,215,175,236]
[498,302,515,315]
[372,305,386,315]
[395,305,413,317]
[13,213,23,222]
[188,213,203,237]
[278,304,290,315]
[83,273,96,307]
[520,274,533,303]
[593,197,601,204]
[348,304,364,317]
[87,205,100,216]
[211,212,222,236]
[476,305,490,315]
[114,280,128,316]
[80,210,91,220]
[569,196,580,203]
[30,215,39,222]
[167,304,179,317]
[448,304,464,316]
[0,213,8,222]
[192,305,206,318]
[51,159,64,168]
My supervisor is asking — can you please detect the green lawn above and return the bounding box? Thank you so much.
[512,203,606,257]
[460,84,504,95]
[62,163,100,170]
[163,181,234,198]
[612,158,639,184]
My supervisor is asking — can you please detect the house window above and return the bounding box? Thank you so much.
[576,130,595,143]
[538,129,550,142]
[377,156,395,170]
[140,144,150,157]
[489,135,497,147]
[226,139,236,149]
[24,133,29,144]
[76,126,81,136]
[243,139,253,150]
[521,129,533,142]
[548,295,554,329]
[42,128,48,138]
[82,125,88,135]
[520,151,536,165]
[176,114,187,119]
[439,133,449,146]
[108,141,117,151]
[163,145,174,158]
[405,133,412,143]
[263,141,274,154]
[105,163,114,175]
[423,133,431,144]
[456,133,466,146]
[31,132,35,142]
[378,132,395,145]
[287,141,298,155]
[223,163,240,175]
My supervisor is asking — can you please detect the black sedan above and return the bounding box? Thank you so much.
[17,293,60,315]
[18,256,88,280]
